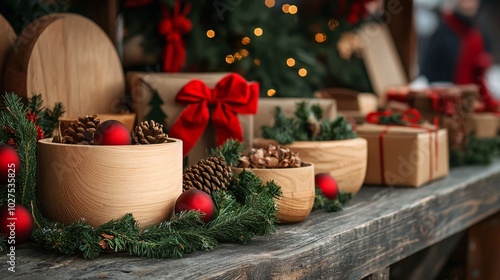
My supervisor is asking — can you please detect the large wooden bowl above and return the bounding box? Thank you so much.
[254,138,368,194]
[37,138,183,228]
[232,163,315,223]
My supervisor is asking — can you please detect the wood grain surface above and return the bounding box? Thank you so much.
[254,137,368,194]
[0,14,16,93]
[3,159,500,279]
[37,138,183,228]
[232,163,315,223]
[3,13,125,117]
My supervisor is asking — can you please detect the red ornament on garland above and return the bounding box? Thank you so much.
[93,120,131,145]
[174,189,215,223]
[315,173,339,200]
[0,204,34,245]
[0,144,21,185]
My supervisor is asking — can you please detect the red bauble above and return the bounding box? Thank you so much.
[0,204,34,245]
[174,189,215,223]
[315,173,339,200]
[93,120,131,145]
[0,144,21,185]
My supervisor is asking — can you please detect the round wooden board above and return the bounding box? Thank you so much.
[0,14,16,92]
[3,13,125,117]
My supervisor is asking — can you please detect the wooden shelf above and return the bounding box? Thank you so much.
[3,160,500,279]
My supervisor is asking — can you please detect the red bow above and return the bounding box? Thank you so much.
[169,74,259,156]
[366,109,421,124]
[158,0,192,72]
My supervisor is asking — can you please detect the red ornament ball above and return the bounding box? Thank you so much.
[0,204,34,245]
[315,173,339,200]
[174,189,215,223]
[0,144,21,185]
[93,120,131,145]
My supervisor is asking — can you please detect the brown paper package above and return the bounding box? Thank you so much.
[254,98,337,138]
[126,72,254,166]
[357,124,449,187]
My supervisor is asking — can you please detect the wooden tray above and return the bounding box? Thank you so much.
[3,13,125,117]
[0,14,16,92]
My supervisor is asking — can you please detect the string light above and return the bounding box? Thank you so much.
[286,58,295,67]
[328,19,340,30]
[234,52,243,60]
[242,37,251,45]
[240,49,249,57]
[206,30,215,38]
[288,5,298,14]
[254,58,261,66]
[254,28,263,36]
[267,89,276,97]
[282,4,290,13]
[265,0,275,8]
[315,33,327,43]
[298,68,307,77]
[226,55,235,64]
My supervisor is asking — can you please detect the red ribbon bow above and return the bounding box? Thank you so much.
[366,109,421,124]
[158,0,192,72]
[169,73,259,156]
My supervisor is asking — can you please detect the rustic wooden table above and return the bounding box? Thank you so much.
[1,160,500,280]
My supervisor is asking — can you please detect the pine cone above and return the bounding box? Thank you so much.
[238,144,301,168]
[58,115,100,145]
[131,120,168,144]
[183,157,232,195]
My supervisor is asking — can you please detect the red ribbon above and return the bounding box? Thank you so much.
[386,88,458,116]
[169,73,259,156]
[158,0,192,72]
[366,110,439,186]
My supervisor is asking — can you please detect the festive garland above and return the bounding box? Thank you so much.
[0,93,282,259]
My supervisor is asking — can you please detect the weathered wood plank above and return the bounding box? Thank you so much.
[2,160,500,280]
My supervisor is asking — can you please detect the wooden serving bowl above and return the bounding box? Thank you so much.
[37,138,182,228]
[232,163,315,223]
[254,138,368,194]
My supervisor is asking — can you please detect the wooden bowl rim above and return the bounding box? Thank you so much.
[254,137,367,147]
[58,113,137,121]
[38,137,181,149]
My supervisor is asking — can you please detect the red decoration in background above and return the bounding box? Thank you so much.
[366,109,421,124]
[315,174,339,200]
[124,0,153,8]
[0,144,21,185]
[158,0,192,72]
[169,73,259,156]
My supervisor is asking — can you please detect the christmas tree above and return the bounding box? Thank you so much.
[145,90,168,128]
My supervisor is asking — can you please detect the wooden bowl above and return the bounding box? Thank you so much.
[37,138,183,228]
[254,138,368,194]
[232,163,315,223]
[59,113,136,132]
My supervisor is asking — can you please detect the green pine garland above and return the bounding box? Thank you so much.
[262,101,356,144]
[0,93,282,259]
[313,189,354,212]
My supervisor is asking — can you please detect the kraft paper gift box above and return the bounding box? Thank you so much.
[357,123,449,187]
[127,72,257,166]
[467,113,499,139]
[254,98,337,138]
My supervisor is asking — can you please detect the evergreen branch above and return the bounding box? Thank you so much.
[313,189,354,212]
[210,139,243,167]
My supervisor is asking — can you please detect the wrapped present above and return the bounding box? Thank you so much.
[254,98,337,138]
[468,113,499,138]
[357,110,449,187]
[127,72,258,166]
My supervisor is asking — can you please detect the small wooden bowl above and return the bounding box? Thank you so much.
[59,113,136,132]
[37,138,182,228]
[254,138,368,194]
[232,163,315,224]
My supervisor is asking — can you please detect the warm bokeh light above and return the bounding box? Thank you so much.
[206,30,215,38]
[282,4,290,13]
[242,37,251,45]
[254,28,263,36]
[289,5,298,14]
[265,0,275,8]
[315,33,327,43]
[328,19,340,30]
[298,68,307,77]
[226,54,235,64]
[240,49,249,57]
[286,58,296,67]
[234,52,243,60]
[267,89,276,97]
[254,58,261,66]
